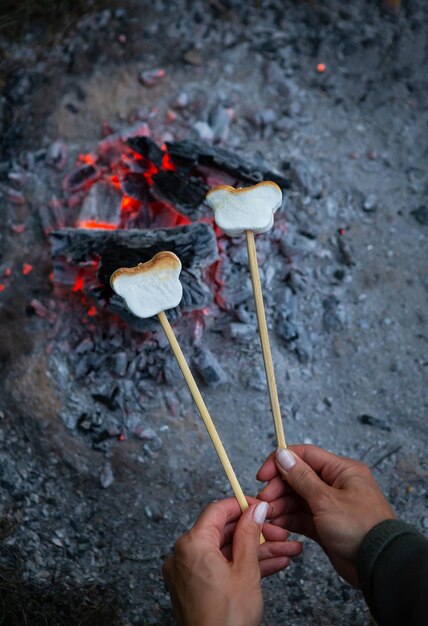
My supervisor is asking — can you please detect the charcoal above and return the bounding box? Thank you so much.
[152,171,210,217]
[79,182,122,226]
[100,464,114,488]
[75,355,91,379]
[278,317,299,343]
[38,202,63,232]
[50,223,218,330]
[358,414,391,432]
[322,296,344,333]
[50,223,217,273]
[282,158,323,198]
[127,136,164,167]
[166,140,290,188]
[225,322,257,343]
[163,355,182,385]
[336,233,354,267]
[92,384,119,410]
[411,205,428,225]
[192,346,226,387]
[75,337,94,354]
[63,164,99,192]
[110,352,128,376]
[121,172,150,201]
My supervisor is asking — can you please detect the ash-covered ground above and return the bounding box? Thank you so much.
[0,1,427,625]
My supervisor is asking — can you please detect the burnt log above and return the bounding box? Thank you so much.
[50,223,218,331]
[165,140,291,189]
[152,170,210,217]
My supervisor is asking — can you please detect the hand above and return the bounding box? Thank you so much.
[257,445,396,587]
[163,497,302,626]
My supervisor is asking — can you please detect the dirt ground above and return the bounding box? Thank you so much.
[0,1,427,624]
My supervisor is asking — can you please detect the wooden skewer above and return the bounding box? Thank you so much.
[158,310,265,543]
[246,230,287,449]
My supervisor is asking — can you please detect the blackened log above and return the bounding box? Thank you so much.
[63,164,99,192]
[49,223,218,331]
[121,172,150,202]
[152,170,210,217]
[165,140,291,188]
[50,223,217,272]
[128,136,164,168]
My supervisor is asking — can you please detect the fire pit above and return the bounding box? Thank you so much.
[0,2,427,625]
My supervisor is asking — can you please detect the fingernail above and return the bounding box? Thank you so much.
[276,448,296,471]
[253,501,268,525]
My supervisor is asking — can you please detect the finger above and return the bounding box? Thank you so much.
[257,476,298,502]
[260,522,289,542]
[232,502,268,574]
[266,494,310,519]
[191,497,245,546]
[222,538,302,562]
[270,513,317,540]
[258,539,303,561]
[256,451,277,482]
[260,556,291,578]
[288,445,351,486]
[220,520,237,548]
[275,449,330,510]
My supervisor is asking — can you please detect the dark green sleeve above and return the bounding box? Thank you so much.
[357,519,428,626]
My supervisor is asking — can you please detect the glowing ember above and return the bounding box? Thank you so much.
[77,220,117,230]
[87,306,97,317]
[161,152,176,171]
[121,195,140,213]
[22,263,33,275]
[0,284,5,292]
[72,273,84,292]
[317,63,326,73]
[79,153,97,165]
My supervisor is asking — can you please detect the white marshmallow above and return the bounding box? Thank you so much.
[110,251,183,318]
[206,181,283,236]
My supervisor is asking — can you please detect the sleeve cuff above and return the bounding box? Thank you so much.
[356,519,420,618]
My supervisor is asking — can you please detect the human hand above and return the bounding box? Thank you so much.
[257,445,396,587]
[162,497,302,626]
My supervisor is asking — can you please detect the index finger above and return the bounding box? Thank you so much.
[190,497,247,547]
[257,445,351,486]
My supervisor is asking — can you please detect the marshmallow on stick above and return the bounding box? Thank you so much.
[206,182,287,449]
[110,251,263,539]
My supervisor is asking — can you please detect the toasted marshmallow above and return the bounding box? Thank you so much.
[110,251,183,318]
[206,181,282,236]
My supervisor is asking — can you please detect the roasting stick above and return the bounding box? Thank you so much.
[246,230,286,449]
[206,181,287,449]
[110,252,264,543]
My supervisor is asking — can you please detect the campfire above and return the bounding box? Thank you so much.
[40,129,290,449]
[48,132,289,330]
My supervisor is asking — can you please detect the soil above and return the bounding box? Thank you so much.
[0,1,427,625]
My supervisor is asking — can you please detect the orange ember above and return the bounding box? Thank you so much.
[72,273,84,292]
[121,195,140,213]
[22,263,33,275]
[87,306,97,317]
[161,152,176,171]
[79,153,97,165]
[77,220,117,230]
[317,63,326,73]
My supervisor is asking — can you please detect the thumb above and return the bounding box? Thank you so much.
[275,448,328,509]
[232,502,267,571]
